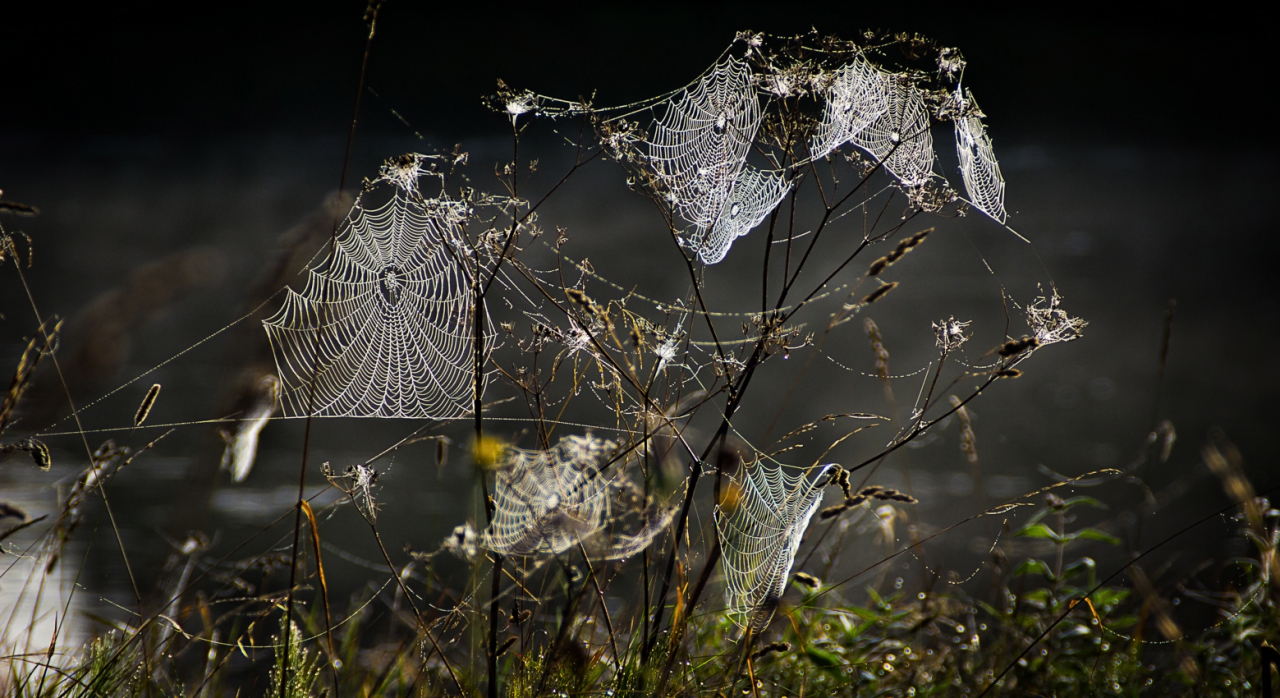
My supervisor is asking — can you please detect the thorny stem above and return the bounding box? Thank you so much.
[283,4,379,695]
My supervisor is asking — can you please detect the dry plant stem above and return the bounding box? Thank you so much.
[578,543,620,664]
[282,8,379,694]
[650,157,888,662]
[358,511,463,694]
[1132,299,1177,552]
[2,238,148,671]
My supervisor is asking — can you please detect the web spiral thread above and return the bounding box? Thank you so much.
[484,435,619,556]
[848,72,936,188]
[717,461,832,632]
[954,90,1007,224]
[263,183,486,418]
[810,57,889,161]
[646,56,785,264]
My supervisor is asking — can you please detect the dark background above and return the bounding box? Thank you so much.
[2,3,1272,144]
[3,0,1279,648]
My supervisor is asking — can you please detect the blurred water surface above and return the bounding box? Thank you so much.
[2,131,1278,641]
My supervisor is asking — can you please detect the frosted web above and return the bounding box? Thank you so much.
[953,89,1007,224]
[646,56,785,264]
[263,172,486,418]
[717,461,833,632]
[483,435,619,556]
[810,57,889,161]
[849,72,936,188]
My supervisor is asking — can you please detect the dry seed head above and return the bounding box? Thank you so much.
[819,503,851,521]
[869,229,932,277]
[1,437,51,470]
[997,336,1039,357]
[30,439,51,470]
[793,571,821,588]
[510,608,533,625]
[0,502,27,521]
[864,319,890,379]
[933,316,972,351]
[861,281,899,306]
[751,641,792,660]
[566,287,606,324]
[994,368,1022,379]
[857,485,917,503]
[949,395,978,465]
[134,383,161,427]
[496,637,517,657]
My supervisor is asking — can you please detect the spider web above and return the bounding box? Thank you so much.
[263,177,487,418]
[953,90,1007,224]
[691,166,791,265]
[646,56,786,264]
[483,435,619,556]
[717,461,833,632]
[848,72,936,188]
[810,57,889,161]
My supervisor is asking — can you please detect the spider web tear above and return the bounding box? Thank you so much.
[263,165,489,418]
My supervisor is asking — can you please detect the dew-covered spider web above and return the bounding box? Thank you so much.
[848,72,936,188]
[717,461,833,632]
[810,57,889,161]
[645,56,788,264]
[953,89,1007,224]
[483,435,620,556]
[263,170,487,418]
[690,165,791,265]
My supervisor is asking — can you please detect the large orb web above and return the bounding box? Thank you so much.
[849,72,937,188]
[716,461,833,632]
[263,186,486,418]
[954,90,1007,224]
[810,57,889,161]
[483,435,620,556]
[646,56,776,264]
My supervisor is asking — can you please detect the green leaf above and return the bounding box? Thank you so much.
[1090,587,1130,610]
[1060,557,1096,585]
[1012,558,1055,580]
[805,645,843,674]
[1021,588,1052,609]
[1015,523,1062,542]
[843,606,882,622]
[1073,528,1121,545]
[1059,623,1092,638]
[1059,496,1107,512]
